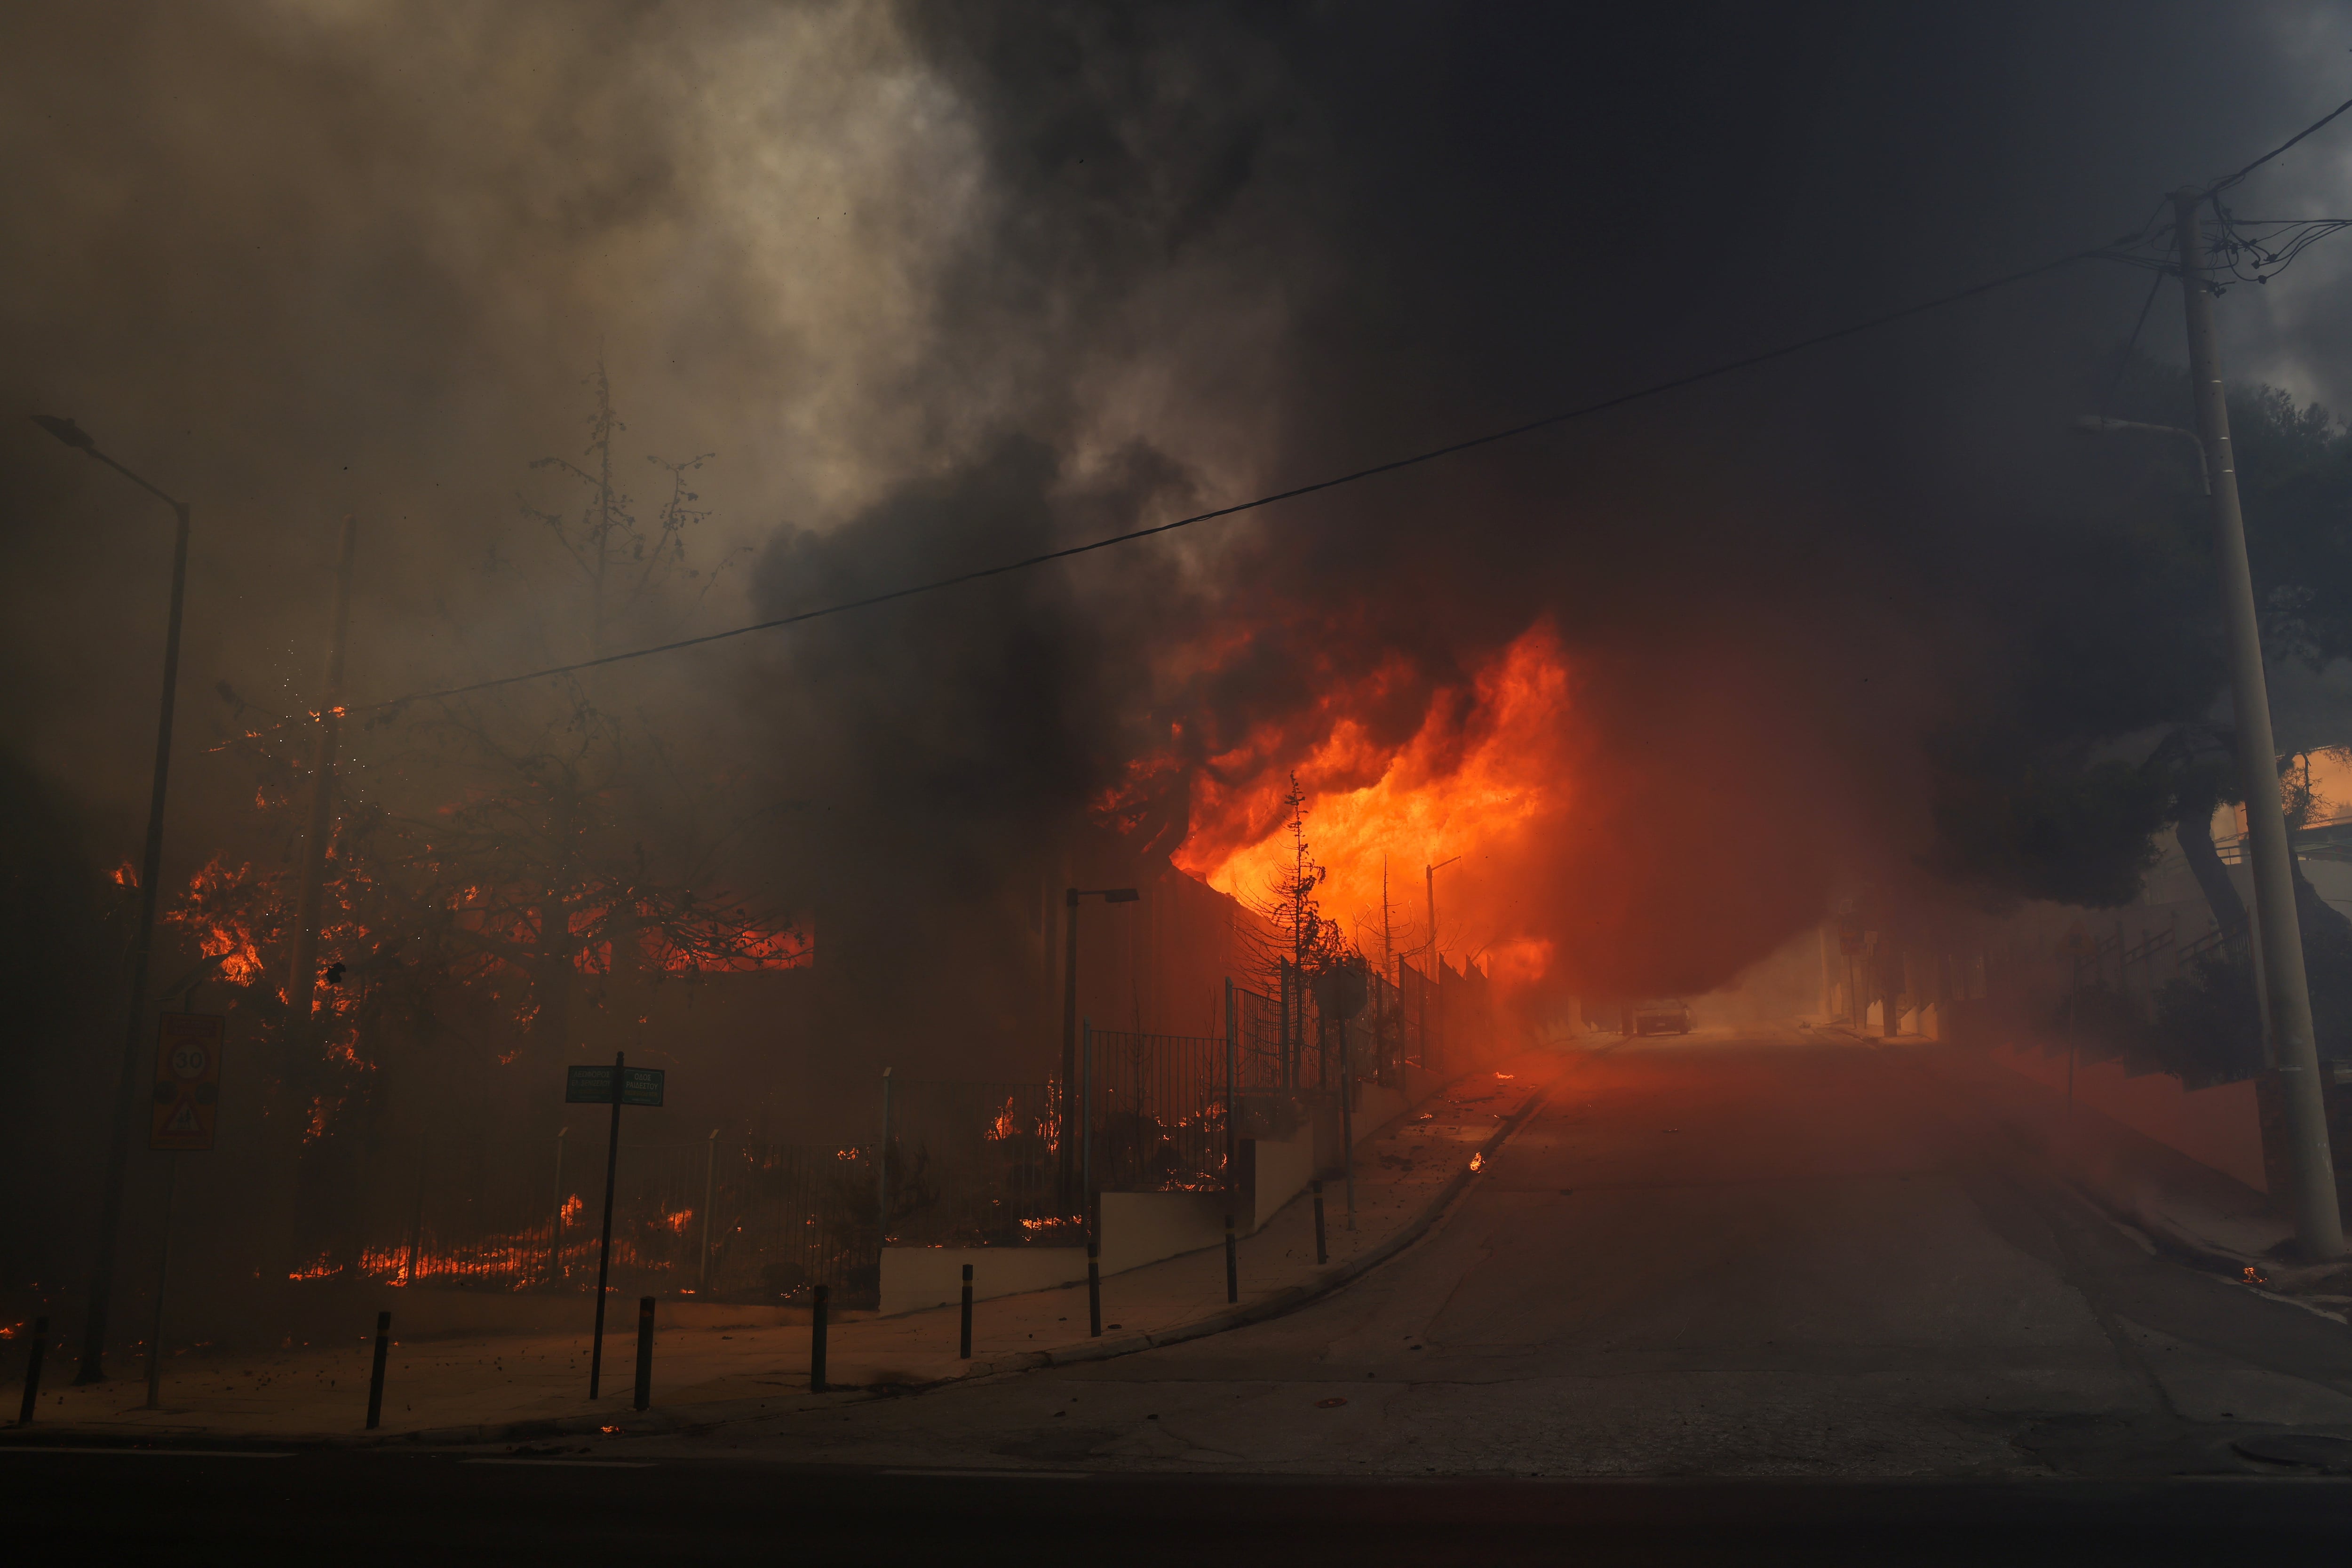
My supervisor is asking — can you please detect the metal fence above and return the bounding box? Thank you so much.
[881,1076,1074,1247]
[1085,1027,1228,1194]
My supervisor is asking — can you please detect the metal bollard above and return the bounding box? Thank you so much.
[810,1284,829,1393]
[959,1264,974,1359]
[1086,1241,1102,1337]
[16,1316,48,1426]
[1224,1212,1238,1304]
[1312,1179,1327,1265]
[632,1296,655,1413]
[365,1310,391,1431]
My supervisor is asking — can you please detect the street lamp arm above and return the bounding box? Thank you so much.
[2070,414,2211,495]
[30,417,190,512]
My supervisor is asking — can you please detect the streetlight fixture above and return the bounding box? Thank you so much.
[2070,415,2210,493]
[32,414,196,1381]
[1060,885,1139,1210]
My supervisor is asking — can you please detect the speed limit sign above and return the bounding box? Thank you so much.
[151,1012,225,1151]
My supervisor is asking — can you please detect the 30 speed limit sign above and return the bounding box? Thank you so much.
[151,1012,225,1152]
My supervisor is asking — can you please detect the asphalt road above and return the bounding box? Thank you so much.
[624,1030,2352,1480]
[11,1031,2352,1562]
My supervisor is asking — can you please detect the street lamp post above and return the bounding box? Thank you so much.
[32,415,197,1380]
[1060,885,1138,1210]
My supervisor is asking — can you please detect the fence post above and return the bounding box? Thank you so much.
[633,1296,655,1412]
[405,1136,428,1285]
[959,1263,973,1360]
[16,1315,47,1425]
[1087,1234,1102,1337]
[878,1067,894,1248]
[1224,978,1239,1295]
[1312,1179,1327,1266]
[549,1127,568,1283]
[1339,1012,1356,1231]
[809,1283,828,1392]
[365,1310,391,1430]
[1224,1211,1238,1304]
[699,1128,718,1293]
[1081,1019,1094,1224]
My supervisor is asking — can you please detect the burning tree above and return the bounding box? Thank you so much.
[169,373,804,1274]
[1249,772,1351,984]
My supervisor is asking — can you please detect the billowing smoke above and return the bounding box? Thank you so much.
[8,2,2352,1295]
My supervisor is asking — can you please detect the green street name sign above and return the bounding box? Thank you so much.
[565,1064,666,1107]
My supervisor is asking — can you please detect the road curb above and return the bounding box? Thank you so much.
[1048,1073,1557,1367]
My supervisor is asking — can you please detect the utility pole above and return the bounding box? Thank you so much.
[1380,856,1394,985]
[2175,187,2344,1258]
[283,517,359,1090]
[31,416,191,1385]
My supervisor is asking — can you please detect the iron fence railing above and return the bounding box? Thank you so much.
[1085,1028,1227,1194]
[880,1077,1074,1247]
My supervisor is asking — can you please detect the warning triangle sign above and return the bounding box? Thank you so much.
[165,1101,201,1135]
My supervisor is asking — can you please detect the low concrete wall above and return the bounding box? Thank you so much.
[879,1245,1088,1317]
[1098,1189,1228,1274]
[1240,1126,1317,1233]
[1988,1041,2268,1194]
[1348,1082,1412,1147]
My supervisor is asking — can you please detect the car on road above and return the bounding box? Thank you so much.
[1625,997,1692,1035]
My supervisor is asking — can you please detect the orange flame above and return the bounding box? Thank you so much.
[1167,622,1575,995]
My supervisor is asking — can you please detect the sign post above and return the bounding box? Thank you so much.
[146,1012,223,1409]
[565,1053,666,1400]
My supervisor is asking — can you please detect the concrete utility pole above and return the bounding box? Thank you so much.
[2174,188,2344,1258]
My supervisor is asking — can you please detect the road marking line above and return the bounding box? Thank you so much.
[463,1458,657,1467]
[877,1467,1091,1479]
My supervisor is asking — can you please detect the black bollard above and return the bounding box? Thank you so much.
[365,1310,391,1431]
[632,1296,656,1413]
[959,1263,974,1359]
[16,1316,48,1426]
[1312,1179,1327,1266]
[1224,1212,1238,1304]
[1086,1240,1102,1337]
[810,1284,828,1393]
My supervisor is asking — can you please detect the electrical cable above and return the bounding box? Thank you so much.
[2206,93,2352,197]
[303,91,2352,721]
[342,238,2145,719]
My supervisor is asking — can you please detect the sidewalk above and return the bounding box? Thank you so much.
[4,1054,1561,1446]
[1914,1036,2352,1310]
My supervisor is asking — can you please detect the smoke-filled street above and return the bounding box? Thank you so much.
[17,5,2352,1560]
[609,1031,2352,1478]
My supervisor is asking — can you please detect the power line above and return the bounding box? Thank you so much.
[350,237,2140,719]
[2208,93,2352,196]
